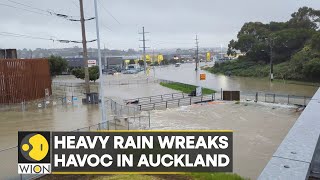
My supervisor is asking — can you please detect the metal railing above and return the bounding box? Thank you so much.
[159,79,312,106]
[52,78,160,87]
[258,88,320,179]
[124,92,186,104]
[136,94,216,111]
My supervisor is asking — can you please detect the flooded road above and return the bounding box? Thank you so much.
[0,105,101,149]
[0,68,310,179]
[147,101,300,179]
[154,62,318,96]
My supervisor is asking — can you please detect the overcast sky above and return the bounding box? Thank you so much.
[0,0,319,50]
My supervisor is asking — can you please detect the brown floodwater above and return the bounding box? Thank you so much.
[146,101,300,179]
[154,62,318,96]
[0,66,316,180]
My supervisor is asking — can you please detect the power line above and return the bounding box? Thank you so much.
[0,32,96,44]
[6,0,49,13]
[0,2,51,16]
[101,24,112,32]
[2,1,93,21]
[97,0,121,24]
[0,32,53,41]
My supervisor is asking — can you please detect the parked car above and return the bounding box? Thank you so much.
[123,69,138,74]
[107,69,117,75]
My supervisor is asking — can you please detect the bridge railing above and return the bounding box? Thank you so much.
[258,88,320,179]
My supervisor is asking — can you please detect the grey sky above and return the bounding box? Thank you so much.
[0,0,319,50]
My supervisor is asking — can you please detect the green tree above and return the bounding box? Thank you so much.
[71,66,100,82]
[303,58,320,80]
[89,66,100,82]
[71,68,85,79]
[48,55,68,76]
[311,32,320,51]
[288,7,320,30]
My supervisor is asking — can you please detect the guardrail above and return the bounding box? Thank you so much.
[124,92,186,104]
[137,94,215,111]
[258,88,320,179]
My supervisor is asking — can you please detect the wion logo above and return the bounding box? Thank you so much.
[18,131,51,174]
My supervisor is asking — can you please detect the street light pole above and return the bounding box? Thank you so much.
[94,0,107,129]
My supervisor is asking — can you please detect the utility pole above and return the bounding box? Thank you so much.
[79,0,90,93]
[94,0,107,129]
[269,39,274,82]
[152,48,155,78]
[139,27,149,74]
[195,35,199,71]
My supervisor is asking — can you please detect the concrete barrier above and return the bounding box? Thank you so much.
[259,88,320,180]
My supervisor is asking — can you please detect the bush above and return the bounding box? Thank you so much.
[48,55,68,76]
[303,58,320,80]
[71,66,100,82]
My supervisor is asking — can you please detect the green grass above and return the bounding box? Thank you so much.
[90,173,247,180]
[160,82,216,95]
[188,173,248,180]
[92,175,160,180]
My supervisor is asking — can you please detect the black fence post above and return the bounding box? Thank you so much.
[178,99,180,106]
[190,97,192,105]
[288,95,290,104]
[212,93,214,101]
[273,94,275,103]
[166,101,168,108]
[128,118,130,130]
[221,88,223,100]
[255,92,258,102]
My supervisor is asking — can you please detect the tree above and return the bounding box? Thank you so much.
[71,66,100,82]
[71,68,85,79]
[303,58,320,80]
[288,7,320,30]
[89,66,99,82]
[48,55,68,76]
[311,32,320,51]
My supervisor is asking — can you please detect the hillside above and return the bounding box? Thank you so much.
[206,7,320,82]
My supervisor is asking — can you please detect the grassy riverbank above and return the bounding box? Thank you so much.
[42,173,247,180]
[202,60,320,86]
[93,173,247,180]
[159,82,216,94]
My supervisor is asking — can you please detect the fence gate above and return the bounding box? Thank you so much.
[223,91,240,101]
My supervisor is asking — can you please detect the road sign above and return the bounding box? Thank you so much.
[196,86,202,96]
[88,60,97,67]
[200,73,206,80]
